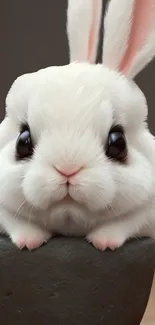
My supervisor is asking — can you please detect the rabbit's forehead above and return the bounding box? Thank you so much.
[28,64,141,133]
[28,84,113,140]
[7,63,146,134]
[28,65,116,119]
[30,73,112,119]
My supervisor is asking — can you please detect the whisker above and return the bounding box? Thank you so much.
[13,199,27,220]
[28,205,34,223]
[107,204,117,218]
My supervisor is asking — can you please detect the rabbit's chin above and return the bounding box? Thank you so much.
[46,199,102,236]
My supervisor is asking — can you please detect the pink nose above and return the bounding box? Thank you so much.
[56,167,81,177]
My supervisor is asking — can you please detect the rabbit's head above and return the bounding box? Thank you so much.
[0,0,155,223]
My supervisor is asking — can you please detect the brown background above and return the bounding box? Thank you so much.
[0,0,155,134]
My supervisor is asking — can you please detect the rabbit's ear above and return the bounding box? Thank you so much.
[67,0,102,63]
[102,0,155,78]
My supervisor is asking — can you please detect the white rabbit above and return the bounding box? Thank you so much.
[0,0,155,251]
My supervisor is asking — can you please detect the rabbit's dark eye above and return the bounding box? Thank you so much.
[106,125,127,162]
[16,125,33,160]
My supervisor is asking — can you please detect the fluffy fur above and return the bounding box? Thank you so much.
[103,0,155,77]
[67,0,102,63]
[0,0,155,250]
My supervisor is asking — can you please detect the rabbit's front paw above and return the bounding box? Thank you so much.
[87,226,126,251]
[10,224,51,250]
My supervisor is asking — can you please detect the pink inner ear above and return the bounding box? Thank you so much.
[87,0,97,62]
[120,0,155,74]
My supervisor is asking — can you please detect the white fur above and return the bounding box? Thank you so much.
[128,31,155,78]
[103,0,155,78]
[0,63,155,250]
[103,0,134,71]
[67,0,102,63]
[0,0,155,250]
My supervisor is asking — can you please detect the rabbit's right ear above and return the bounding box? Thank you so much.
[67,0,102,63]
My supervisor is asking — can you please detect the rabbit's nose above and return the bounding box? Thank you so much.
[55,167,81,178]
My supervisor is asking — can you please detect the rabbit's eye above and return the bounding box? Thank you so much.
[16,125,33,160]
[106,125,127,162]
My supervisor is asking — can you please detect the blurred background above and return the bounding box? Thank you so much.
[0,0,155,133]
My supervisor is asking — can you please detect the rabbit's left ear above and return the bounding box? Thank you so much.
[103,0,155,78]
[67,0,102,63]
